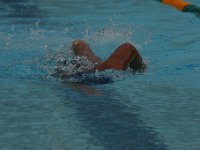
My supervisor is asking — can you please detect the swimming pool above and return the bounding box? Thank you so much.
[0,0,200,150]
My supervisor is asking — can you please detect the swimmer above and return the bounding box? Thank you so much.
[54,40,146,79]
[157,0,200,17]
[71,40,145,74]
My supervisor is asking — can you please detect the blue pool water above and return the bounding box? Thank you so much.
[0,0,200,150]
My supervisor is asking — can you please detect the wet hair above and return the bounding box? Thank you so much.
[129,57,146,70]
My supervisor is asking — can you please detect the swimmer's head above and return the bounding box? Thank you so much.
[129,56,146,70]
[123,43,146,70]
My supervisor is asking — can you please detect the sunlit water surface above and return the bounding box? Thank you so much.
[0,0,200,150]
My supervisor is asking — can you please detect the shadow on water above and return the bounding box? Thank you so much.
[64,83,168,150]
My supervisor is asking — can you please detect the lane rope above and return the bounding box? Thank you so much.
[158,0,200,16]
[162,0,189,11]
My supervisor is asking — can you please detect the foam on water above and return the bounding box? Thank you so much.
[0,18,148,84]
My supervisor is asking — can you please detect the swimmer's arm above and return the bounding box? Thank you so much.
[67,83,102,96]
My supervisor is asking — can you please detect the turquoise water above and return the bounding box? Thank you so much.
[0,0,200,150]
